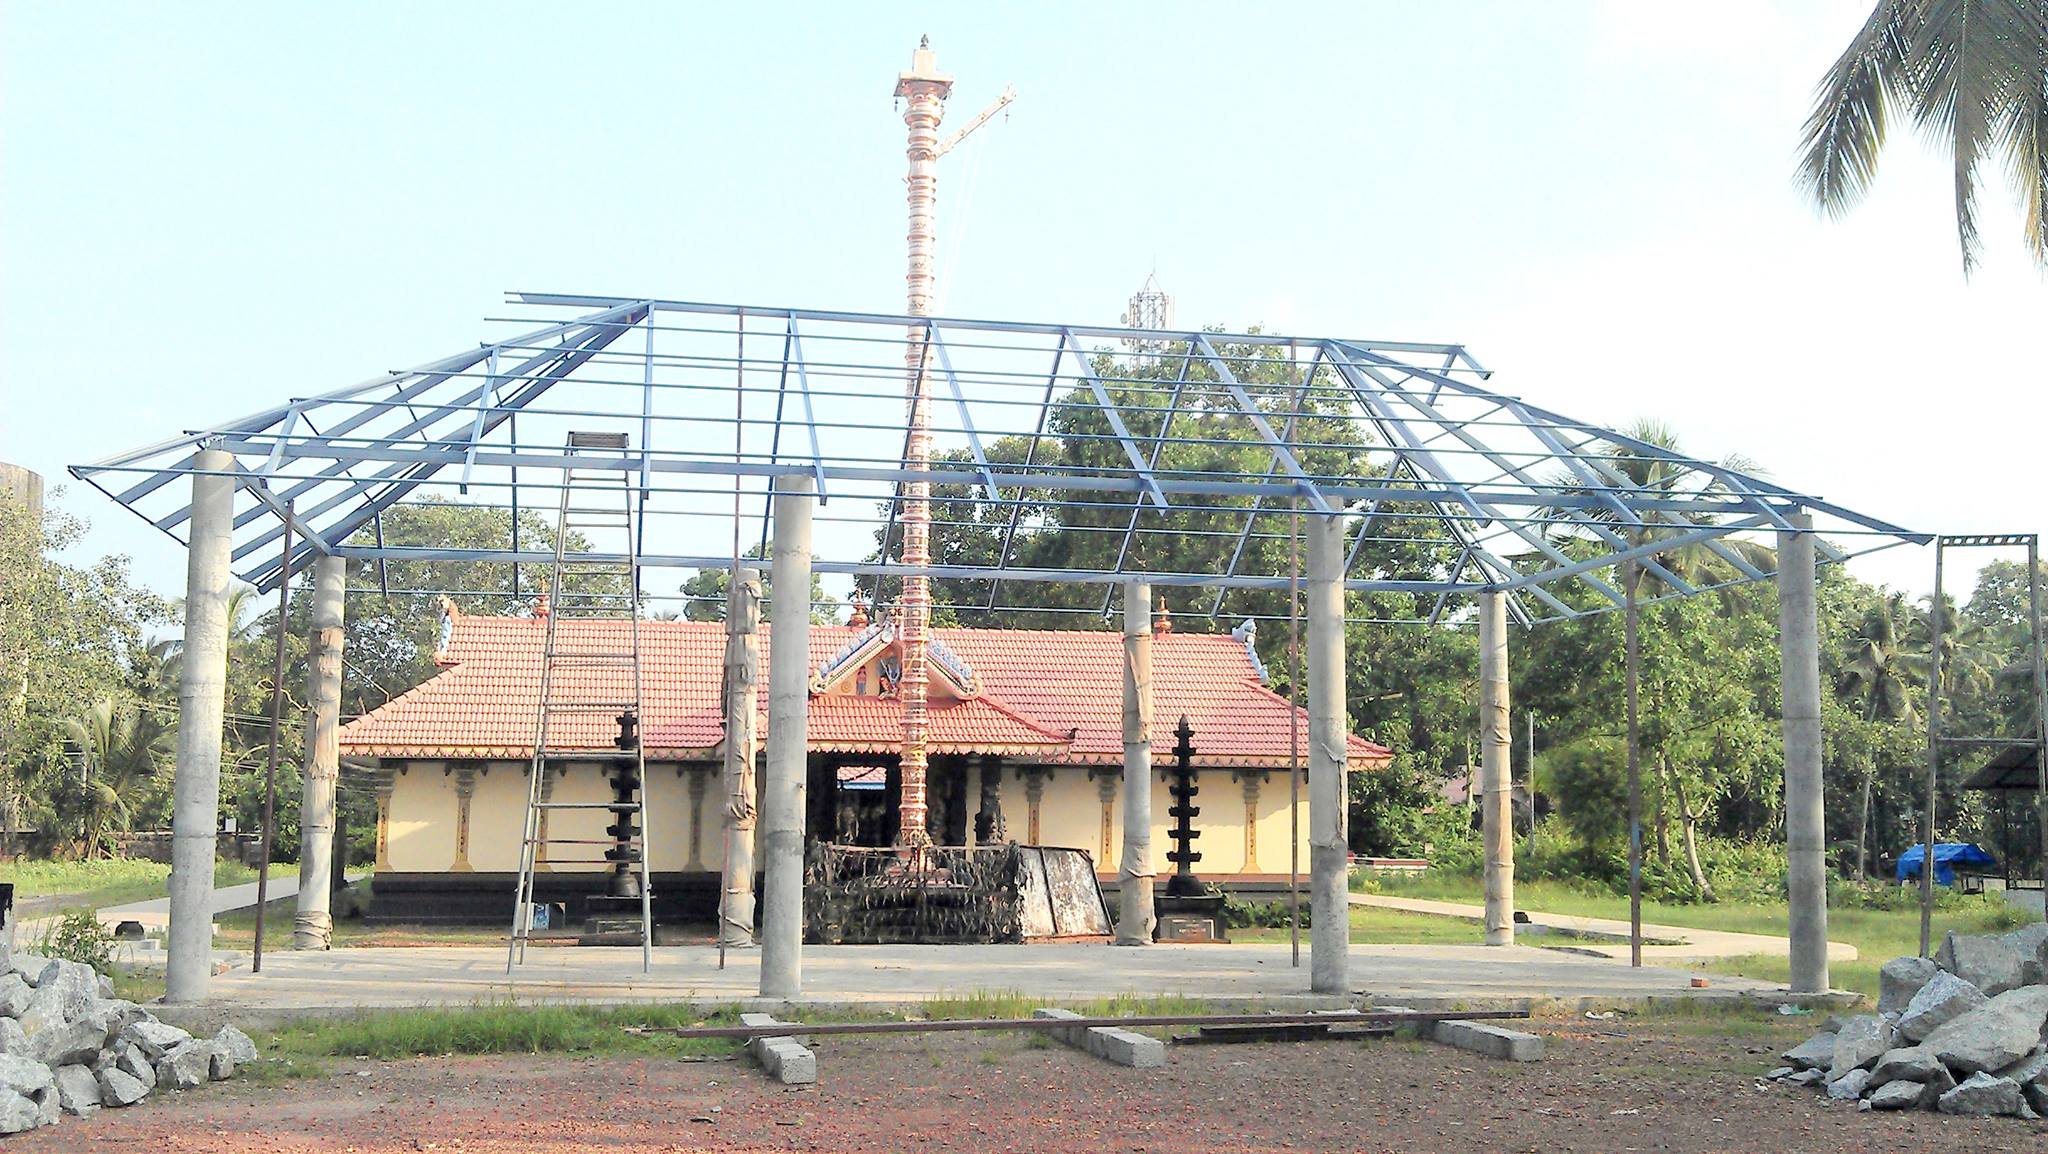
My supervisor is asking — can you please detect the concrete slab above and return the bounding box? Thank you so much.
[1429,1018,1544,1061]
[184,939,1796,1017]
[738,1012,815,1085]
[1032,1008,1165,1068]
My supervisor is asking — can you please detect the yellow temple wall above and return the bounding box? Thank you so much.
[380,760,1317,883]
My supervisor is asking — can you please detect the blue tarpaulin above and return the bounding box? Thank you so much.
[1895,842,1997,886]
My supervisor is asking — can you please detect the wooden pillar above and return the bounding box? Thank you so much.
[1236,771,1264,873]
[975,755,1006,843]
[450,765,478,873]
[1093,769,1118,865]
[721,566,762,947]
[372,769,397,871]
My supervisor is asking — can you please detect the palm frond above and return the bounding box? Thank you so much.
[1800,1,1920,216]
[1994,4,2048,266]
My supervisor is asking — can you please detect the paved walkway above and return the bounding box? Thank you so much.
[186,939,1820,1016]
[1351,892,1858,962]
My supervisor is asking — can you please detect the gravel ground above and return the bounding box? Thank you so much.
[12,1019,2048,1153]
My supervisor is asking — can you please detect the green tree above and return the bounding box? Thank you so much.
[0,492,166,843]
[1801,1,2048,272]
[56,697,172,858]
[1836,590,1922,878]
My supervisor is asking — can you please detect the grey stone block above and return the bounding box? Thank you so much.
[1937,932,2027,997]
[1030,1008,1165,1069]
[0,973,29,1020]
[1826,1068,1871,1101]
[0,1089,42,1134]
[155,1042,212,1091]
[52,1064,99,1116]
[739,1013,816,1086]
[214,1025,258,1066]
[1898,971,1986,1042]
[1876,956,1938,1017]
[1429,1018,1544,1062]
[29,1010,109,1068]
[1938,1070,2027,1116]
[1828,1014,1894,1080]
[2005,924,2048,985]
[1924,986,2048,1075]
[0,1017,25,1057]
[1869,1044,1950,1087]
[114,1044,155,1091]
[1781,1031,1837,1070]
[122,1019,190,1061]
[95,1066,148,1108]
[1866,1079,1926,1110]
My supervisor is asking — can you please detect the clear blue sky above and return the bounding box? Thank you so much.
[4,2,2043,602]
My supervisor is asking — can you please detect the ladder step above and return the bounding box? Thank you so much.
[536,748,643,760]
[535,801,643,811]
[525,838,643,848]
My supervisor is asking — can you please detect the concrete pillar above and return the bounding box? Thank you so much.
[1479,590,1515,946]
[1116,580,1156,945]
[1777,514,1830,993]
[759,480,812,998]
[294,555,344,949]
[167,447,234,1002]
[1305,514,1349,993]
[721,567,762,948]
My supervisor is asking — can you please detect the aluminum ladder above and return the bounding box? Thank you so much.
[508,431,654,973]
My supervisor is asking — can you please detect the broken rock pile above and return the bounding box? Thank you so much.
[0,945,258,1135]
[1771,925,2048,1120]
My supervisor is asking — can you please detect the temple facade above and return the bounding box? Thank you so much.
[338,599,1391,925]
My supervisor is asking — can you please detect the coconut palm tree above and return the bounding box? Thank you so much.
[1800,1,2048,273]
[59,697,173,858]
[1838,590,1922,878]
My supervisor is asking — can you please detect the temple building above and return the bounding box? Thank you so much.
[338,598,1391,926]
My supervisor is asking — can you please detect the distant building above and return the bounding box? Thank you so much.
[339,600,1392,925]
[0,463,43,521]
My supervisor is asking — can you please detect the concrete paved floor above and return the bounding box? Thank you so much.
[1350,892,1860,963]
[194,940,1806,1014]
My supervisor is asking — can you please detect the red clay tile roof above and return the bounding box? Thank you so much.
[338,611,1392,769]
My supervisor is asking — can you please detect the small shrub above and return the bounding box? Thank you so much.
[1221,895,1310,930]
[34,911,114,973]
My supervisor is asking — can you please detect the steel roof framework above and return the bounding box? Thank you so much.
[71,293,1926,626]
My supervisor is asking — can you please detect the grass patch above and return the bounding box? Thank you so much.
[1232,904,1487,946]
[214,893,506,950]
[260,1003,746,1064]
[7,856,268,912]
[1364,873,2026,999]
[921,989,1212,1021]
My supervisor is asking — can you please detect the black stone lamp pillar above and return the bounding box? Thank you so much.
[1164,716,1206,898]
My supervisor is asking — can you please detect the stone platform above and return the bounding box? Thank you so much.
[173,940,1819,1018]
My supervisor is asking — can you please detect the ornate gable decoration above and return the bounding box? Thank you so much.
[811,618,978,699]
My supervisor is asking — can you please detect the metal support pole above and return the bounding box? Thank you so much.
[1921,543,1945,956]
[1479,588,1515,947]
[1115,580,1155,946]
[1305,512,1348,993]
[167,447,235,1003]
[759,477,813,999]
[1625,560,1643,967]
[720,566,762,948]
[295,554,345,949]
[1778,514,1830,991]
[2026,537,2047,917]
[252,507,294,972]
